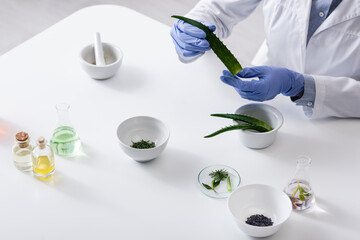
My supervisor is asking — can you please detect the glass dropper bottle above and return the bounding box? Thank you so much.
[50,103,81,157]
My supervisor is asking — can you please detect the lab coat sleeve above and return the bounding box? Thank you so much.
[311,75,360,118]
[186,0,262,38]
[293,74,316,118]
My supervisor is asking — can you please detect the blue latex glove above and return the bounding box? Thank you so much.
[170,19,216,57]
[220,66,305,101]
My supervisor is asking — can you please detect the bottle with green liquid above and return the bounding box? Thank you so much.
[50,103,81,157]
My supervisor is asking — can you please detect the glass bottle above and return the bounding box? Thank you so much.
[12,131,32,171]
[50,103,81,157]
[284,155,315,211]
[32,137,55,180]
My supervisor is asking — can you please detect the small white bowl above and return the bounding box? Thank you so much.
[228,184,292,238]
[116,116,170,162]
[80,42,123,80]
[235,103,283,149]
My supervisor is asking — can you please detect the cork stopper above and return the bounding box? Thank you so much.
[16,132,29,141]
[37,137,47,149]
[16,132,29,148]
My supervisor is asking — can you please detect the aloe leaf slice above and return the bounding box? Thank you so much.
[171,15,242,75]
[227,176,232,192]
[210,113,273,131]
[204,124,268,138]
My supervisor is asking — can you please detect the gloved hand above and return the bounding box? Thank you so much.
[220,66,305,101]
[170,19,216,58]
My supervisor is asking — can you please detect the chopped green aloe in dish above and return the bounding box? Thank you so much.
[131,140,155,149]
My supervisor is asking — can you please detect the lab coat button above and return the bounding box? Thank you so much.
[319,12,325,18]
[307,102,313,107]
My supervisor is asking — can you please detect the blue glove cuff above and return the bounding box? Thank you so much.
[282,71,305,97]
[292,74,316,108]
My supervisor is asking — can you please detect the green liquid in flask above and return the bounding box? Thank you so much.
[50,126,81,157]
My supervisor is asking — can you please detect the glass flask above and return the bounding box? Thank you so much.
[50,103,81,157]
[284,155,315,211]
[12,131,33,171]
[32,137,55,180]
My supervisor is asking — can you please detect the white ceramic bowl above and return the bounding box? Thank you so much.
[235,103,283,149]
[80,42,123,80]
[116,116,170,162]
[228,184,292,238]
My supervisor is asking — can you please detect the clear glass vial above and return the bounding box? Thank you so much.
[50,103,81,157]
[12,131,33,171]
[32,137,55,180]
[284,155,315,211]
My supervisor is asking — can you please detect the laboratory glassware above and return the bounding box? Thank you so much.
[12,131,32,171]
[32,137,55,180]
[50,103,81,157]
[284,155,315,211]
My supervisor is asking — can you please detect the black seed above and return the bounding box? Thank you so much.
[245,214,273,227]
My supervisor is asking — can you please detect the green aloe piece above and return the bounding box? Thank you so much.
[227,176,232,192]
[202,183,212,190]
[210,113,273,131]
[291,181,311,201]
[299,194,306,201]
[171,15,242,75]
[212,180,221,188]
[204,124,268,138]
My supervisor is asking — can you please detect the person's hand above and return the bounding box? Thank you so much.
[220,66,305,101]
[170,19,216,58]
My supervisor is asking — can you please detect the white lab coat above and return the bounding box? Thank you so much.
[187,0,360,118]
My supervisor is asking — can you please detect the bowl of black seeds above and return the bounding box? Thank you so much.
[246,214,273,227]
[117,116,170,162]
[228,184,292,237]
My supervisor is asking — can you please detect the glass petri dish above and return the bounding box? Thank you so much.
[198,164,241,199]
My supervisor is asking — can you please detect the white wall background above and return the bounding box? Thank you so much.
[0,0,265,64]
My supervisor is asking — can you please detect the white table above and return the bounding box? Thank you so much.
[0,5,359,240]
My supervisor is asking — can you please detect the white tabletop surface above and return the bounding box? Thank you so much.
[0,5,359,240]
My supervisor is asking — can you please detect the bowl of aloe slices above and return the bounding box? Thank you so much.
[205,103,283,149]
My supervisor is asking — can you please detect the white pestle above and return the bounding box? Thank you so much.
[94,32,106,66]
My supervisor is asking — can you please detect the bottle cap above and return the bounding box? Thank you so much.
[37,137,46,149]
[16,132,29,141]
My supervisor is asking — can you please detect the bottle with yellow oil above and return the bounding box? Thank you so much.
[32,137,55,180]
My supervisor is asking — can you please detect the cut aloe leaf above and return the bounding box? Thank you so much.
[210,113,273,131]
[227,176,232,192]
[172,15,242,75]
[204,124,268,138]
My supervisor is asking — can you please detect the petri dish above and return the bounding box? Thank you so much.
[198,164,241,199]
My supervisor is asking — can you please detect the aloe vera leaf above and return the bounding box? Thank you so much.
[299,194,306,201]
[171,15,242,75]
[227,176,232,192]
[202,183,212,190]
[210,113,273,131]
[213,180,221,188]
[291,187,299,198]
[204,124,268,138]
